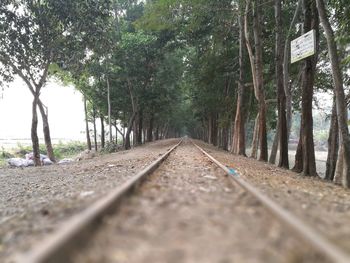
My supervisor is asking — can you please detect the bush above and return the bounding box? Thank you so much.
[1,147,14,159]
[53,141,86,159]
[101,141,118,153]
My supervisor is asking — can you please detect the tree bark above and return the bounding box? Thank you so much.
[106,77,113,143]
[316,0,350,187]
[31,94,41,166]
[232,7,247,156]
[83,96,92,150]
[300,0,318,176]
[100,115,105,149]
[269,126,279,164]
[245,0,268,161]
[136,110,143,145]
[283,0,302,139]
[124,112,137,150]
[325,97,339,181]
[211,113,218,146]
[251,113,259,159]
[92,105,98,151]
[37,100,55,162]
[275,0,289,168]
[293,126,303,173]
[147,114,154,142]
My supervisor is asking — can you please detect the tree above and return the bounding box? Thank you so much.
[275,0,289,168]
[292,0,319,176]
[244,0,268,161]
[232,1,247,156]
[0,0,111,165]
[316,0,350,187]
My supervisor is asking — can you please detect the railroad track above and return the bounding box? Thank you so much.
[14,139,350,263]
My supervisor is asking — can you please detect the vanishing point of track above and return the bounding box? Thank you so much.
[15,139,350,263]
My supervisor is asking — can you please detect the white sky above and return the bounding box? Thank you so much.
[0,77,85,141]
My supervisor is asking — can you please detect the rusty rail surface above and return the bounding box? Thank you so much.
[16,139,182,263]
[192,140,350,263]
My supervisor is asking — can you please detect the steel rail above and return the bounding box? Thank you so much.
[15,139,182,263]
[192,141,350,263]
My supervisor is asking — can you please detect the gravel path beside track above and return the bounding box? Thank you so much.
[195,140,350,254]
[72,141,326,263]
[0,139,179,262]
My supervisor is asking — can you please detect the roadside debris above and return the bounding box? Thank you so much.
[75,150,96,161]
[58,158,74,165]
[7,153,53,167]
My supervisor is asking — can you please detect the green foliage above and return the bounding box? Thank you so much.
[101,141,118,153]
[53,141,86,159]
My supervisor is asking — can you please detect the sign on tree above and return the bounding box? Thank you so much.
[291,29,316,63]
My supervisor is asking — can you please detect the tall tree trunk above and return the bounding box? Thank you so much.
[137,110,143,145]
[316,0,350,187]
[106,77,113,143]
[283,0,303,139]
[208,116,212,144]
[147,114,154,142]
[275,0,289,168]
[232,8,247,156]
[251,113,259,159]
[325,97,339,181]
[31,94,41,166]
[293,126,303,172]
[100,115,105,149]
[84,96,92,150]
[299,0,319,176]
[245,0,268,161]
[211,113,218,146]
[269,126,279,164]
[124,112,137,150]
[92,105,98,152]
[254,0,268,161]
[37,100,56,162]
[155,125,159,141]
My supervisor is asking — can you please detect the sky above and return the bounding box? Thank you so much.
[0,77,86,141]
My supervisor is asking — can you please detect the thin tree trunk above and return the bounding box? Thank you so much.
[293,126,303,173]
[31,94,41,166]
[147,114,154,142]
[269,126,279,164]
[100,115,105,149]
[254,0,268,161]
[37,100,55,162]
[208,116,212,144]
[245,0,268,161]
[155,125,159,141]
[283,0,302,139]
[107,77,113,143]
[299,0,318,176]
[137,110,143,144]
[232,8,247,156]
[92,105,98,152]
[325,97,338,181]
[316,0,350,187]
[84,96,92,150]
[275,0,289,168]
[251,113,259,159]
[124,112,137,150]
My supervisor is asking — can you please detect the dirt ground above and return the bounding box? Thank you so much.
[0,139,179,262]
[72,141,327,263]
[1,138,349,263]
[195,140,350,253]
